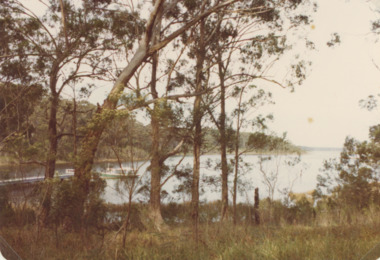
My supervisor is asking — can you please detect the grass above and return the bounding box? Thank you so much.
[1,222,380,260]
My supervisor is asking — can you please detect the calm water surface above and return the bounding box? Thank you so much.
[0,149,341,204]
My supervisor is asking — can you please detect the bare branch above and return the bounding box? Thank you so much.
[159,139,185,164]
[160,153,186,188]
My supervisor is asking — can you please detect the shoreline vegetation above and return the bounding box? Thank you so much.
[0,147,315,168]
[0,127,309,168]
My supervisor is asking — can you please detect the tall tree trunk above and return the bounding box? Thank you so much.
[218,54,229,222]
[191,12,206,242]
[149,7,165,229]
[40,86,59,225]
[150,102,164,229]
[46,92,59,179]
[192,112,201,241]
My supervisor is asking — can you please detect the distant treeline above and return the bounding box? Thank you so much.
[0,94,300,164]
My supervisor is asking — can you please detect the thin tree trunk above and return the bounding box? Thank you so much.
[40,88,59,225]
[150,104,164,229]
[122,193,133,247]
[232,120,239,225]
[192,118,201,241]
[254,187,260,225]
[218,55,229,222]
[232,88,244,225]
[46,92,59,179]
[73,94,77,159]
[191,11,206,242]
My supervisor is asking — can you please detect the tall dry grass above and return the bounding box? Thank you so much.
[1,220,380,260]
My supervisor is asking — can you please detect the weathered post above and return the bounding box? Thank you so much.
[254,188,260,225]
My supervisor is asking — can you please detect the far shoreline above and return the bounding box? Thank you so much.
[0,146,341,168]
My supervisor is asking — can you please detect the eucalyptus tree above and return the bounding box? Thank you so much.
[73,0,243,227]
[0,0,137,224]
[203,8,239,223]
[1,0,120,178]
[315,130,380,213]
[231,86,273,224]
[82,0,236,230]
[144,1,190,229]
[198,0,314,224]
[186,1,209,240]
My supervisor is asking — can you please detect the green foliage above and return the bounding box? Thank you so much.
[48,179,83,231]
[204,126,236,153]
[2,133,45,161]
[47,176,106,231]
[83,177,108,229]
[316,132,380,211]
[0,82,44,143]
[286,196,315,225]
[0,187,14,226]
[161,202,190,225]
[105,203,145,231]
[1,96,97,162]
[247,132,299,153]
[98,112,151,160]
[369,124,380,143]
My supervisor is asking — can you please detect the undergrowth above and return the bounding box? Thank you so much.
[1,222,380,260]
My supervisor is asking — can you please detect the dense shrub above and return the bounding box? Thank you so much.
[0,187,14,226]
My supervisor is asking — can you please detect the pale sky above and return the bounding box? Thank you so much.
[263,0,380,148]
[22,0,380,148]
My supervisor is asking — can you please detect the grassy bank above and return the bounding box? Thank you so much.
[1,222,380,260]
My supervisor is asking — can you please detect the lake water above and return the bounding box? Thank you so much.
[0,149,341,204]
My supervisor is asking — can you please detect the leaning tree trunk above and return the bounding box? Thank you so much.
[75,0,165,188]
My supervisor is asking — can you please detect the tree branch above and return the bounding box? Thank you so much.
[160,153,186,189]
